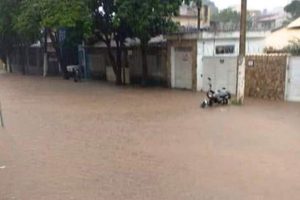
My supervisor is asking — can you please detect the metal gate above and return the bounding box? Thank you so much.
[173,47,193,90]
[286,57,300,102]
[200,56,237,94]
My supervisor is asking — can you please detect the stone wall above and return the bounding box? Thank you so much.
[245,55,287,100]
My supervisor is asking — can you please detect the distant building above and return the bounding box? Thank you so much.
[173,5,210,30]
[202,0,218,16]
[227,4,241,13]
[265,17,300,49]
[173,1,218,31]
[256,7,289,30]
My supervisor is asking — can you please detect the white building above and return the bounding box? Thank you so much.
[167,31,268,92]
[197,31,268,93]
[256,7,289,30]
[198,31,268,57]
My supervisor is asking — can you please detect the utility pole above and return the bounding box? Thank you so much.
[0,102,4,128]
[236,0,247,104]
[196,0,202,31]
[239,0,247,57]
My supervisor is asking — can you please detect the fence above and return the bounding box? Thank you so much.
[10,46,61,76]
[86,45,168,85]
[9,46,77,76]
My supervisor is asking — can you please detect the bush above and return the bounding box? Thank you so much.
[284,39,300,56]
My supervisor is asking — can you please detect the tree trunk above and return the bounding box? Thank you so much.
[197,7,201,31]
[122,48,128,85]
[43,28,48,77]
[115,41,123,85]
[21,46,26,75]
[48,30,67,77]
[106,42,122,85]
[26,46,29,75]
[141,44,148,86]
[6,55,11,73]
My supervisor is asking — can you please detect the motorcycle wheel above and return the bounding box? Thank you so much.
[74,69,79,82]
[224,99,229,105]
[228,93,231,100]
[208,99,213,107]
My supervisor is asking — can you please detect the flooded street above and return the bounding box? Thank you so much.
[1,74,300,200]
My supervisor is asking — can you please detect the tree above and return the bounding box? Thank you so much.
[285,39,300,55]
[285,0,300,20]
[0,0,21,71]
[212,8,240,24]
[183,0,202,30]
[117,0,181,85]
[89,0,132,85]
[16,0,91,77]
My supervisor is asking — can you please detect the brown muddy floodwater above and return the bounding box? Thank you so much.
[0,74,300,200]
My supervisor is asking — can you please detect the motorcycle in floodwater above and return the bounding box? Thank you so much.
[66,65,82,82]
[201,77,231,108]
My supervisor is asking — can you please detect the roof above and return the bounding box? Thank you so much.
[201,31,268,40]
[288,17,300,29]
[265,27,300,49]
[167,31,269,41]
[174,15,198,19]
[93,35,166,48]
[257,14,278,22]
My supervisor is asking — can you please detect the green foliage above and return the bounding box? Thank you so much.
[184,0,202,7]
[12,0,93,74]
[89,0,134,85]
[14,0,42,43]
[15,0,92,44]
[285,39,300,55]
[90,0,123,43]
[0,0,21,60]
[117,0,182,44]
[116,0,183,84]
[212,8,240,24]
[284,0,300,20]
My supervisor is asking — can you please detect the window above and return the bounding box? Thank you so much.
[215,45,235,55]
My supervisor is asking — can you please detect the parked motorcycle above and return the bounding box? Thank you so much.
[66,65,82,82]
[201,77,231,108]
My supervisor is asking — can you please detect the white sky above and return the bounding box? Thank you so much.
[213,0,292,10]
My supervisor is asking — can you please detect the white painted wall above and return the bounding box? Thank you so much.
[197,38,266,57]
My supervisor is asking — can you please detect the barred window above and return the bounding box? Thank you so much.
[216,45,235,55]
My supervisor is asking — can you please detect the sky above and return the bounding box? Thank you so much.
[213,0,292,10]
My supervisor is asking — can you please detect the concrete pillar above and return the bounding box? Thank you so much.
[236,56,246,103]
[43,53,48,77]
